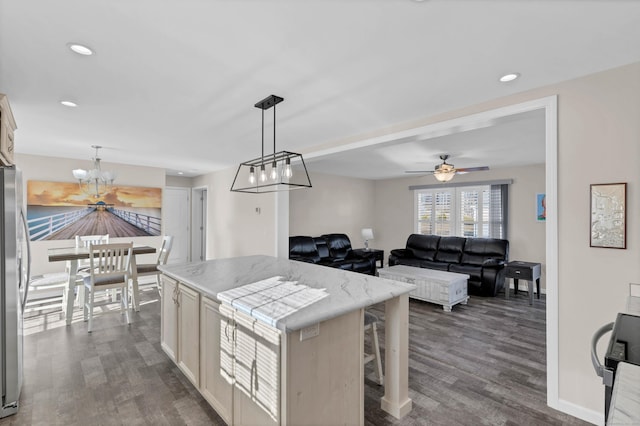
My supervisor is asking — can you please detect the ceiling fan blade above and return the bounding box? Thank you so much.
[455,166,490,173]
[405,170,434,174]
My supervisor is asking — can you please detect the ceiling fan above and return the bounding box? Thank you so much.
[405,154,489,182]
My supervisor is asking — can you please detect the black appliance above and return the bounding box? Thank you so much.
[591,312,640,422]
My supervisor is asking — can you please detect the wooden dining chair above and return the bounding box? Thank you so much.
[83,242,133,332]
[130,235,173,305]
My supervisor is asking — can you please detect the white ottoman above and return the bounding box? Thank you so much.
[378,265,469,312]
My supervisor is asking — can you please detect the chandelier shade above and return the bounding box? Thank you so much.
[432,160,456,182]
[230,95,312,194]
[72,145,117,198]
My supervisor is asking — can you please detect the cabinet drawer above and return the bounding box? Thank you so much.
[505,266,533,280]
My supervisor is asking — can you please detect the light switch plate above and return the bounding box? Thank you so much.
[300,323,319,341]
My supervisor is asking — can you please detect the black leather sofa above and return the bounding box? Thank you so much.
[389,234,509,296]
[289,233,376,275]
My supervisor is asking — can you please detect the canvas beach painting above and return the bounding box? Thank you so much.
[27,181,162,241]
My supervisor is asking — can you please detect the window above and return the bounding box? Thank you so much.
[415,184,507,238]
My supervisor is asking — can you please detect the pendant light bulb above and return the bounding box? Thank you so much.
[283,157,293,178]
[270,160,279,180]
[248,166,256,184]
[259,164,267,182]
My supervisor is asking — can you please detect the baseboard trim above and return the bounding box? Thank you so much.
[557,398,602,426]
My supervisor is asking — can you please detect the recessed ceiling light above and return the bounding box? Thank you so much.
[67,43,94,56]
[499,73,520,83]
[178,171,184,175]
[60,100,78,107]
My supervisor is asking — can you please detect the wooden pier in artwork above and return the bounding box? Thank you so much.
[28,207,161,240]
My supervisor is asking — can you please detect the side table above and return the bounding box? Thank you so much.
[352,248,384,269]
[504,261,541,305]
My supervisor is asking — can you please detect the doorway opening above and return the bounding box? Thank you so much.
[191,187,207,262]
[284,96,559,411]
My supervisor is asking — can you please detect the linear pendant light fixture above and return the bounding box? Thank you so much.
[231,95,312,193]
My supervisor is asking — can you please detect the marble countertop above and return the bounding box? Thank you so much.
[608,362,640,425]
[159,255,416,332]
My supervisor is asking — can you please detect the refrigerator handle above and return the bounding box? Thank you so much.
[19,208,32,310]
[591,322,614,387]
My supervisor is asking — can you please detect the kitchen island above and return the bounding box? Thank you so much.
[159,255,415,426]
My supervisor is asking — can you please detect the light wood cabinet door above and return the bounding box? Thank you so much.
[200,297,233,425]
[178,283,200,387]
[233,309,281,426]
[160,275,178,362]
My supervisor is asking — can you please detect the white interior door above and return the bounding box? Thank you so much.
[191,187,207,262]
[163,187,190,264]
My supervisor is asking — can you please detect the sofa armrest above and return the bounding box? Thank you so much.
[482,258,505,268]
[390,248,412,258]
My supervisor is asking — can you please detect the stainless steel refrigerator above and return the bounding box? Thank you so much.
[0,166,30,418]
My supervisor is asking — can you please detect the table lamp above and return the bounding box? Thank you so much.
[361,228,374,251]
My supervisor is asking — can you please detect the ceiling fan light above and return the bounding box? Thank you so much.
[436,163,454,173]
[434,170,456,182]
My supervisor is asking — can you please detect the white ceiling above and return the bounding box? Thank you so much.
[1,1,639,178]
[304,108,546,180]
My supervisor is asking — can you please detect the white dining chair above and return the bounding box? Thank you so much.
[76,234,110,264]
[73,234,110,304]
[130,235,173,304]
[83,242,133,332]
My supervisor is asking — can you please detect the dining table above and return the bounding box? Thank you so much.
[48,245,157,325]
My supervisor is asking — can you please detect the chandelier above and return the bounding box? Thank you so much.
[230,95,312,193]
[72,145,117,198]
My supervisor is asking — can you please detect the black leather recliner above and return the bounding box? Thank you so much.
[389,234,509,296]
[289,234,376,275]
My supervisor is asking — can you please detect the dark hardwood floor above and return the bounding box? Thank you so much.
[1,285,590,425]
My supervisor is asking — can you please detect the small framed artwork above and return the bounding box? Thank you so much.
[536,193,546,222]
[590,182,626,249]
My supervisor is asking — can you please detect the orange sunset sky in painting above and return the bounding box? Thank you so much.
[27,181,162,208]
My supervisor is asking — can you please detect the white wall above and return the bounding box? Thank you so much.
[165,175,194,188]
[194,167,277,259]
[289,172,375,247]
[15,153,165,275]
[441,63,640,420]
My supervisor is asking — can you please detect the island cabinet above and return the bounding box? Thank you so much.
[200,297,233,425]
[160,275,200,387]
[160,276,178,361]
[159,255,414,424]
[220,303,281,426]
[161,275,365,426]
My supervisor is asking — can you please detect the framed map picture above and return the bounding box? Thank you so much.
[590,182,626,249]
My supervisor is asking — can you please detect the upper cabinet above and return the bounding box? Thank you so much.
[0,93,17,166]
